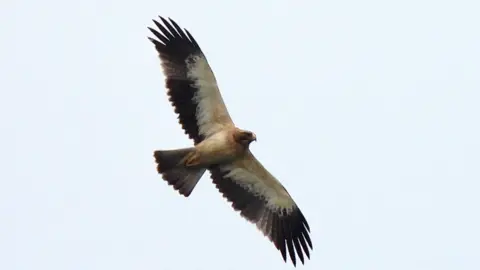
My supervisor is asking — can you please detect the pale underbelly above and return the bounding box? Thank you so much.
[195,132,241,166]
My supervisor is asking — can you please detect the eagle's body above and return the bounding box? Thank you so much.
[185,128,250,167]
[148,16,313,266]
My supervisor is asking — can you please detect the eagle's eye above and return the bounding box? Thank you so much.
[234,130,256,145]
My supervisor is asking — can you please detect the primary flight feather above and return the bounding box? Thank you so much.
[147,16,313,266]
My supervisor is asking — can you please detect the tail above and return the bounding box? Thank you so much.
[153,148,206,197]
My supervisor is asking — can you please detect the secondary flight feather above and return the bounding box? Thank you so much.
[147,16,313,266]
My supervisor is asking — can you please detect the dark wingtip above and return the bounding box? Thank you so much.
[294,238,305,265]
[282,208,313,266]
[147,36,157,45]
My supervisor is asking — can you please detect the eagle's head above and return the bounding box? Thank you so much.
[233,129,257,147]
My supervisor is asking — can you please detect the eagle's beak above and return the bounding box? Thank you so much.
[252,134,257,142]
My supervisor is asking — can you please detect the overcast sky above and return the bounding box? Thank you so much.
[2,0,479,269]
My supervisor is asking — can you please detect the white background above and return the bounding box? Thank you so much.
[1,0,479,269]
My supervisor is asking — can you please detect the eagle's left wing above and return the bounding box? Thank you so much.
[147,17,234,145]
[209,151,312,266]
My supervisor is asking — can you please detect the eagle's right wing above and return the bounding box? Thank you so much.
[209,151,313,266]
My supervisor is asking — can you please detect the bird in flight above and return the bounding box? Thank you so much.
[147,16,313,266]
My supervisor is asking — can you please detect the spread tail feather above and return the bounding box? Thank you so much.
[153,148,206,197]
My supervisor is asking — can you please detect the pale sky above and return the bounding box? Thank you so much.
[2,0,479,269]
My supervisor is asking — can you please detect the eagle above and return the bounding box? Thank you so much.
[147,16,313,266]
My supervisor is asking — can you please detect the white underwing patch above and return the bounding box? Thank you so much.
[185,54,224,138]
[255,208,272,237]
[223,166,296,215]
